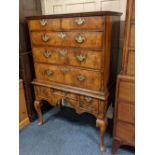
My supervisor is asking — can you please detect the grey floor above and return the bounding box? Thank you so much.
[19,107,135,155]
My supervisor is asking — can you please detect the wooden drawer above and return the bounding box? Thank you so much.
[127,51,135,75]
[116,122,135,145]
[28,19,61,30]
[31,31,103,49]
[53,90,78,100]
[32,47,102,70]
[62,16,104,30]
[118,77,135,103]
[79,95,99,113]
[35,85,52,100]
[117,102,135,123]
[34,63,102,91]
[52,92,78,109]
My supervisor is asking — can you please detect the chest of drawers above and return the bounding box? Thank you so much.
[27,11,121,151]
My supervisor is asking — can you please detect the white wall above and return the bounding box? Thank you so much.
[41,0,127,20]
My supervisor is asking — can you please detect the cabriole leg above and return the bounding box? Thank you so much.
[34,100,43,126]
[96,119,107,152]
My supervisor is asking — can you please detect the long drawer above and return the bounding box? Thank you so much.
[117,102,135,123]
[32,47,102,70]
[30,31,103,49]
[116,121,135,145]
[34,63,102,91]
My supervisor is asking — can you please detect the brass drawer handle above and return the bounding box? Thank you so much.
[77,75,86,81]
[58,32,66,39]
[75,18,85,25]
[59,49,67,57]
[75,35,85,44]
[85,96,92,103]
[40,19,47,26]
[76,55,86,62]
[42,34,49,42]
[43,51,51,58]
[60,67,69,73]
[45,69,53,76]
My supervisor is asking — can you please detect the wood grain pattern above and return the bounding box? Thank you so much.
[28,19,61,30]
[32,47,102,69]
[61,16,105,30]
[115,121,135,145]
[30,31,104,49]
[34,63,102,91]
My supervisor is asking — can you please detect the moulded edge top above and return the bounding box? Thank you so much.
[26,11,122,20]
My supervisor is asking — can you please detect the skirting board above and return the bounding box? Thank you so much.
[19,117,30,130]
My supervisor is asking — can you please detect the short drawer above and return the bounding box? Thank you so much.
[62,16,104,30]
[30,31,103,49]
[79,95,99,113]
[52,92,78,109]
[28,19,61,31]
[32,47,102,70]
[117,102,135,123]
[116,122,135,145]
[35,85,51,100]
[53,90,78,100]
[34,63,102,91]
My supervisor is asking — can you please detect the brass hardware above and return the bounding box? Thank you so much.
[75,35,85,44]
[75,18,85,25]
[60,67,69,73]
[59,49,67,57]
[42,34,49,42]
[40,19,47,26]
[76,55,86,62]
[43,51,51,58]
[77,75,86,81]
[85,96,92,103]
[58,32,66,39]
[45,69,53,76]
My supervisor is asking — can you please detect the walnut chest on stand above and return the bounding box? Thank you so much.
[27,11,122,151]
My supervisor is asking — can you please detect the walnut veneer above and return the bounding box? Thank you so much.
[27,11,122,151]
[112,0,135,154]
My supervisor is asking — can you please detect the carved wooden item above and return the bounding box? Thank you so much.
[27,11,122,151]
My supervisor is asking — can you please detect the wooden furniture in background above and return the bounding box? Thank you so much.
[19,0,42,121]
[27,11,122,151]
[19,79,30,129]
[112,0,135,154]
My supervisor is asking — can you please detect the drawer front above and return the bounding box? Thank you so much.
[34,63,102,91]
[117,102,135,123]
[116,122,135,145]
[31,31,103,49]
[28,19,61,30]
[35,85,51,100]
[32,47,102,70]
[127,51,135,75]
[53,90,78,100]
[118,80,135,103]
[62,16,104,30]
[79,95,99,113]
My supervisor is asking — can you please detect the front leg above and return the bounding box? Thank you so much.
[96,119,107,152]
[34,100,43,126]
